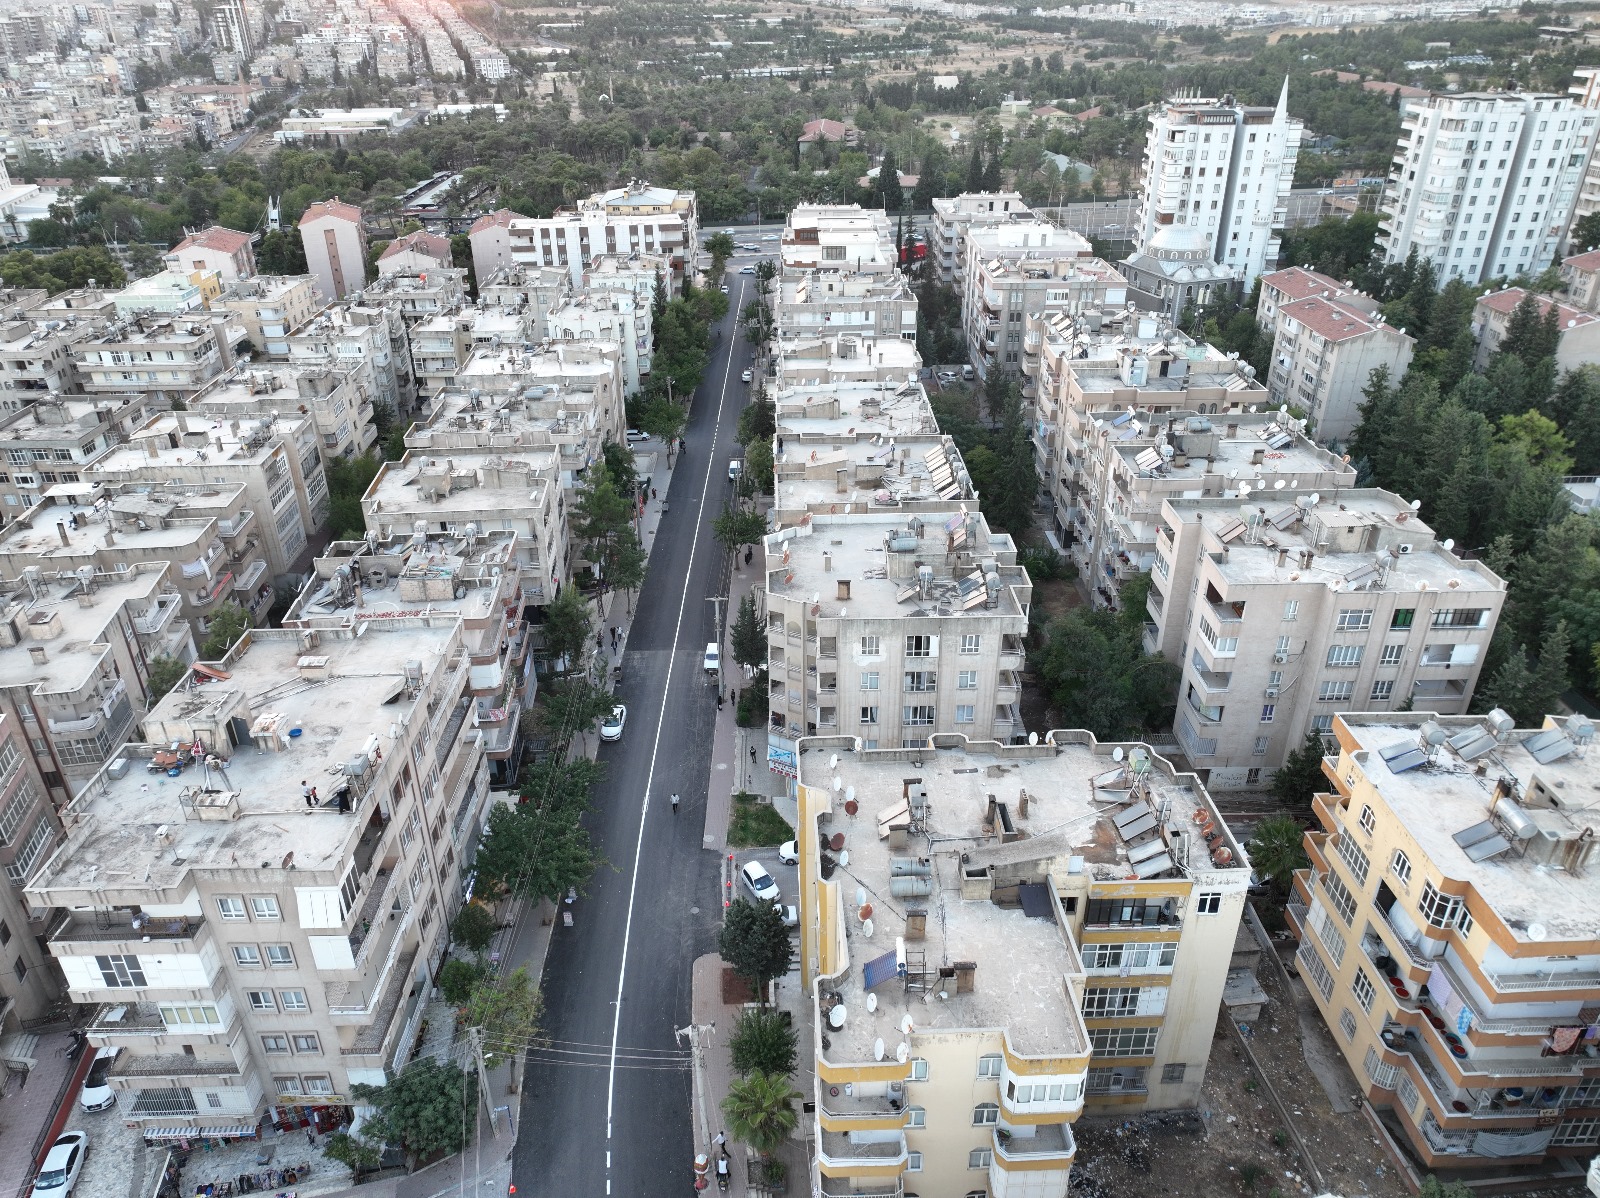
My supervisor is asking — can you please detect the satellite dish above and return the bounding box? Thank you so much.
[1409,499,1422,511]
[839,850,850,866]
[866,993,878,1013]
[1113,747,1124,762]
[833,777,842,792]
[1309,493,1321,506]
[844,799,859,816]
[857,887,867,907]
[1240,482,1252,497]
[829,1005,847,1028]
[845,785,855,803]
[1443,538,1454,551]
[862,918,874,938]
[896,1042,910,1063]
[900,1014,915,1034]
[1528,922,1547,942]
[1279,404,1289,415]
[859,903,874,922]
[1274,479,1286,490]
[874,1038,886,1060]
[1028,731,1038,745]
[829,753,839,770]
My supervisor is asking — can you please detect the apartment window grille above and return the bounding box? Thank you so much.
[1418,881,1465,929]
[1363,1046,1398,1089]
[1253,736,1271,756]
[1086,1066,1148,1095]
[1336,609,1374,631]
[1297,943,1335,1001]
[1088,1026,1160,1055]
[1353,967,1376,1012]
[1391,850,1412,888]
[1321,871,1357,925]
[1358,805,1375,834]
[1082,941,1177,971]
[1552,1117,1600,1146]
[1339,1008,1357,1040]
[1335,835,1370,887]
[1327,644,1364,669]
[1161,1063,1187,1084]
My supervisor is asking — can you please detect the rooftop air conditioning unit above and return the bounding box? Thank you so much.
[1397,543,1414,554]
[1265,687,1279,698]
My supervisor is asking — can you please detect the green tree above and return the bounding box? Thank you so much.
[601,440,638,497]
[729,1007,798,1077]
[438,957,485,1004]
[450,902,496,956]
[322,1131,381,1180]
[877,147,904,213]
[737,397,776,449]
[719,897,792,1000]
[706,230,735,279]
[1246,816,1308,894]
[637,395,688,460]
[572,470,634,591]
[536,677,616,754]
[730,594,767,673]
[351,1057,476,1169]
[743,439,774,496]
[714,504,767,569]
[145,655,188,706]
[721,1071,801,1157]
[199,602,253,658]
[463,965,542,1089]
[1272,729,1329,810]
[473,784,601,905]
[1496,291,1553,368]
[539,585,593,675]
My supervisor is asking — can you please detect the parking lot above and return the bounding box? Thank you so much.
[734,843,799,922]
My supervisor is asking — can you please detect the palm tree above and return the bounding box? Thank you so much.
[1246,815,1309,894]
[721,1070,800,1157]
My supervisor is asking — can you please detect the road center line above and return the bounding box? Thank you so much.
[604,276,746,1173]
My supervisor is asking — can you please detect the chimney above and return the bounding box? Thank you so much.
[1226,422,1238,438]
[144,438,160,460]
[952,961,976,993]
[1250,447,1264,466]
[104,527,115,546]
[837,579,851,601]
[1276,547,1288,568]
[835,468,848,494]
[56,522,70,546]
[28,646,46,665]
[823,552,832,572]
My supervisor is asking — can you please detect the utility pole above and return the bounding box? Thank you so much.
[466,1025,501,1134]
[675,1022,715,1154]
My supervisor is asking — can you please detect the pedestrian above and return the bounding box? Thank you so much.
[749,746,756,762]
[744,548,753,565]
[671,793,680,813]
[306,1128,315,1147]
[651,487,657,501]
[713,1130,726,1151]
[731,688,738,707]
[301,780,312,807]
[717,692,724,710]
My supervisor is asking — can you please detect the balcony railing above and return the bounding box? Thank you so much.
[53,912,205,946]
[1483,964,1600,993]
[818,1130,908,1169]
[819,1183,902,1198]
[994,1122,1075,1162]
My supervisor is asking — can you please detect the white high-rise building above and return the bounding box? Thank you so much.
[1378,90,1598,285]
[1130,83,1301,296]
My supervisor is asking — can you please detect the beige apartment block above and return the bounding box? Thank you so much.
[0,481,273,626]
[1471,288,1600,372]
[781,205,898,277]
[1559,247,1600,311]
[477,263,572,330]
[929,191,1031,286]
[362,450,568,609]
[1290,711,1600,1179]
[795,733,1250,1198]
[287,302,414,416]
[546,290,650,395]
[25,619,490,1132]
[284,529,531,786]
[0,395,152,513]
[764,510,1029,747]
[216,275,320,357]
[0,315,100,405]
[960,224,1126,380]
[75,314,240,405]
[774,269,919,347]
[408,311,472,403]
[0,563,194,800]
[772,430,976,529]
[362,268,468,326]
[0,711,66,1023]
[1154,489,1505,790]
[190,364,378,463]
[773,379,940,452]
[165,226,257,285]
[299,198,368,302]
[467,209,528,284]
[413,341,627,492]
[507,184,697,294]
[376,230,452,278]
[776,332,920,389]
[85,412,329,582]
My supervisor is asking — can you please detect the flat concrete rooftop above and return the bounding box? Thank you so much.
[0,569,167,696]
[773,381,938,439]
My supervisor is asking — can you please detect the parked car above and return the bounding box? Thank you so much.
[740,861,780,903]
[625,429,649,443]
[703,643,721,674]
[778,840,798,865]
[741,369,753,383]
[739,265,756,275]
[33,1132,87,1198]
[936,370,958,384]
[600,705,627,742]
[727,459,743,483]
[79,1047,120,1112]
[719,283,729,293]
[775,903,799,927]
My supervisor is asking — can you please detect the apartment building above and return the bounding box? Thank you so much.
[1130,83,1301,294]
[111,271,217,319]
[0,315,101,405]
[285,528,530,785]
[165,226,257,285]
[0,563,194,800]
[216,275,321,357]
[507,184,697,294]
[929,191,1030,286]
[0,395,152,514]
[1154,489,1505,790]
[362,450,568,611]
[0,711,65,1023]
[190,364,378,463]
[1378,90,1597,285]
[477,264,571,330]
[467,209,528,284]
[1471,287,1600,371]
[1290,710,1600,1178]
[774,269,919,347]
[287,302,413,416]
[24,618,491,1134]
[407,311,472,403]
[764,509,1030,747]
[960,224,1127,379]
[0,481,273,625]
[795,732,1250,1198]
[376,231,453,279]
[1560,247,1600,311]
[1256,268,1414,443]
[1119,224,1239,319]
[780,205,898,277]
[299,199,368,302]
[85,412,329,582]
[213,0,257,55]
[546,291,649,395]
[75,315,239,406]
[775,332,921,389]
[361,268,468,327]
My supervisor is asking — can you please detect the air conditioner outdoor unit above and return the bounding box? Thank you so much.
[1273,653,1288,663]
[1265,687,1279,698]
[1397,543,1414,554]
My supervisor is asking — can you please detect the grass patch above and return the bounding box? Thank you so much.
[728,791,793,848]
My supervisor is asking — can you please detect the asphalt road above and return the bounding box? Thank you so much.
[514,270,753,1197]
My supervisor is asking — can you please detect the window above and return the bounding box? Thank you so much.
[1418,881,1465,929]
[262,1035,290,1054]
[0,919,8,945]
[859,706,878,725]
[250,896,281,920]
[1390,609,1415,629]
[1297,943,1335,1001]
[1380,643,1404,666]
[1353,967,1376,1013]
[14,958,27,982]
[906,1152,923,1172]
[160,1003,220,1027]
[1088,1026,1160,1055]
[859,635,881,656]
[1282,600,1299,621]
[279,990,308,1012]
[1260,704,1275,723]
[1326,644,1364,669]
[977,1053,1003,1078]
[1082,941,1178,971]
[247,990,276,1011]
[267,944,296,968]
[1359,805,1375,834]
[1432,608,1487,628]
[905,635,932,658]
[1339,1008,1358,1040]
[905,1106,925,1128]
[1321,870,1357,925]
[957,670,978,689]
[902,706,935,726]
[1161,1063,1187,1085]
[1370,680,1394,702]
[292,1033,320,1054]
[1334,834,1370,887]
[1391,851,1412,887]
[860,671,879,691]
[96,954,146,987]
[910,1057,929,1081]
[1336,609,1373,631]
[904,671,937,692]
[1086,1066,1148,1095]
[1318,681,1354,703]
[972,1103,999,1125]
[216,897,246,921]
[959,634,981,654]
[1195,891,1221,915]
[304,1075,335,1096]
[1082,986,1166,1017]
[234,946,262,967]
[955,705,975,723]
[968,1149,993,1169]
[1552,1117,1600,1147]
[1253,736,1271,756]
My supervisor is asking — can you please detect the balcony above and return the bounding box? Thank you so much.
[998,637,1025,671]
[1143,622,1159,655]
[818,1130,908,1171]
[349,868,407,967]
[216,510,256,540]
[342,948,420,1057]
[818,1087,907,1128]
[994,1122,1075,1165]
[133,596,182,636]
[1192,668,1231,697]
[819,1182,902,1198]
[52,912,210,954]
[111,1051,243,1079]
[48,708,102,736]
[1483,963,1600,994]
[88,1002,230,1040]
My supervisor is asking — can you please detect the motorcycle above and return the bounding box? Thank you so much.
[715,1153,729,1192]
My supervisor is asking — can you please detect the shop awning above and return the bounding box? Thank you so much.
[200,1126,257,1138]
[143,1128,200,1139]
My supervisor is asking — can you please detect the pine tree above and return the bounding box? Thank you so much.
[965,142,984,191]
[1497,291,1546,366]
[1529,619,1572,717]
[878,147,903,212]
[731,595,767,673]
[981,150,1002,191]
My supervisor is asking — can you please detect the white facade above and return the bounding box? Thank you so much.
[1132,83,1301,295]
[507,185,697,295]
[298,200,368,303]
[929,191,1030,286]
[1379,90,1598,284]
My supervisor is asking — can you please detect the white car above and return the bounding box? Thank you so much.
[719,283,729,293]
[936,370,959,384]
[739,242,760,252]
[761,234,778,241]
[775,903,798,927]
[741,860,780,904]
[33,1132,87,1198]
[625,429,649,443]
[704,643,721,673]
[741,369,752,383]
[739,265,756,275]
[79,1046,119,1112]
[778,840,798,865]
[600,705,626,742]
